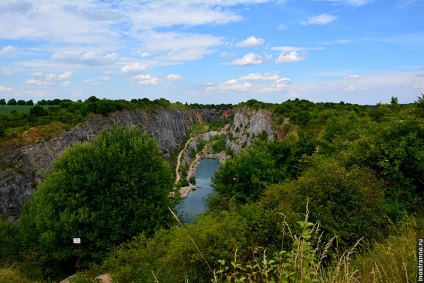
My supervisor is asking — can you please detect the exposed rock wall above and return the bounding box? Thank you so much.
[0,108,222,221]
[227,107,274,154]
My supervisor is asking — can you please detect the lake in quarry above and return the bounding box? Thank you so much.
[177,158,220,222]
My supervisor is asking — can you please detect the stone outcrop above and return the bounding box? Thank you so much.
[175,108,274,198]
[0,108,222,221]
[227,107,274,154]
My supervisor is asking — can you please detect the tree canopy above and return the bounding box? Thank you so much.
[19,125,175,278]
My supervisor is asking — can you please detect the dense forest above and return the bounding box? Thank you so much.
[1,95,423,282]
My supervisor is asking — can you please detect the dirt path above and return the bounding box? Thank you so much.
[175,136,194,184]
[174,125,229,197]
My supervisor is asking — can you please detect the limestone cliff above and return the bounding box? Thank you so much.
[0,108,222,221]
[175,107,275,196]
[227,107,274,154]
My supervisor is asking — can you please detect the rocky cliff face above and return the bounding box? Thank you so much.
[0,108,222,221]
[175,107,275,189]
[227,107,275,154]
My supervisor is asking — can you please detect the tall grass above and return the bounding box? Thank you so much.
[212,205,417,283]
[0,267,43,283]
[334,217,417,283]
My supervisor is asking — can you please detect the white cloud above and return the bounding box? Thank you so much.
[206,74,290,93]
[220,51,237,58]
[46,73,58,81]
[131,74,160,85]
[345,74,360,79]
[239,72,280,81]
[316,0,375,7]
[0,45,17,57]
[208,79,253,92]
[128,2,242,29]
[52,51,120,66]
[259,78,291,92]
[1,67,15,76]
[32,72,44,77]
[272,46,324,51]
[321,39,354,45]
[141,31,223,63]
[25,78,53,86]
[84,76,111,84]
[301,14,338,25]
[62,81,70,86]
[345,85,356,92]
[167,74,182,80]
[288,90,299,98]
[231,53,264,65]
[278,24,287,30]
[0,86,13,91]
[58,72,73,80]
[24,72,73,86]
[236,36,265,47]
[275,51,306,63]
[120,63,149,73]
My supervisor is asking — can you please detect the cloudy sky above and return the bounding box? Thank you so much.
[0,0,423,105]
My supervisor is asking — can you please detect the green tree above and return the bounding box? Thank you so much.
[263,157,387,247]
[17,100,26,105]
[7,98,16,105]
[210,144,276,207]
[347,112,424,216]
[19,125,175,278]
[0,98,5,105]
[29,105,48,117]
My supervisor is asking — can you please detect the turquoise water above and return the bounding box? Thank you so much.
[178,158,220,222]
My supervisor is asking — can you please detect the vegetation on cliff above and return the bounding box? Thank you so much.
[0,95,423,282]
[0,96,232,147]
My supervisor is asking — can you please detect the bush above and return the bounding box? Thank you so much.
[0,123,5,137]
[19,125,175,279]
[29,106,48,117]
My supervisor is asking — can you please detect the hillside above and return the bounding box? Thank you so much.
[1,96,423,282]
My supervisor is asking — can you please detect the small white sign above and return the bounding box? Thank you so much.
[73,238,81,244]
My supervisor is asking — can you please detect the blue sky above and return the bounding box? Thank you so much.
[0,0,423,105]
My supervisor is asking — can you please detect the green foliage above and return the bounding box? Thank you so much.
[207,119,229,131]
[0,123,5,137]
[29,105,48,117]
[0,105,33,114]
[209,134,317,209]
[263,157,388,247]
[0,97,201,146]
[211,134,227,153]
[104,210,251,283]
[3,98,424,281]
[0,218,20,266]
[346,110,424,216]
[215,215,322,283]
[18,125,175,279]
[197,139,207,152]
[0,267,42,283]
[350,219,417,282]
[7,98,16,105]
[210,144,277,206]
